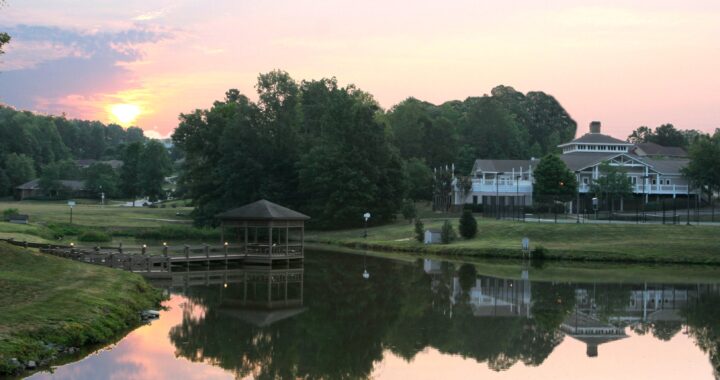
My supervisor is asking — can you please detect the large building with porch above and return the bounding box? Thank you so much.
[453,121,694,211]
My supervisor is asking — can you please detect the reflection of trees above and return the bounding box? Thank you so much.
[167,253,720,378]
[683,293,720,379]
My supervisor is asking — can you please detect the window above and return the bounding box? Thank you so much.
[583,178,589,185]
[632,177,637,184]
[653,179,657,185]
[666,179,671,185]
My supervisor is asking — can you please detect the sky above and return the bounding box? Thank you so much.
[1,0,719,139]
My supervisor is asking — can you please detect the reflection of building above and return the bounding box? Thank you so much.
[561,310,628,357]
[450,271,532,318]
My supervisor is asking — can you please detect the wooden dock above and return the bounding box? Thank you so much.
[0,238,303,273]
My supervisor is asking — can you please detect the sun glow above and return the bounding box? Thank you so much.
[109,103,141,126]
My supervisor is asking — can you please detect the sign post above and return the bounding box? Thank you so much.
[68,200,76,224]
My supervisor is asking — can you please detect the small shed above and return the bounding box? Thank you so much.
[424,229,442,244]
[7,214,29,224]
[216,200,310,260]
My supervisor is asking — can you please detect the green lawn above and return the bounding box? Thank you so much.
[306,217,720,264]
[0,242,162,375]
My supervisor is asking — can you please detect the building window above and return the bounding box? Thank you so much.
[666,179,671,185]
[632,177,637,184]
[653,179,657,185]
[583,178,589,185]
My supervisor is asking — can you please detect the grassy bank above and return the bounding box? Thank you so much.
[306,218,720,265]
[0,242,163,376]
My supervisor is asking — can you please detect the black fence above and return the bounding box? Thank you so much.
[477,193,718,225]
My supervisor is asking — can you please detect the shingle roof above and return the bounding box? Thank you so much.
[559,153,619,172]
[15,179,86,191]
[633,142,688,157]
[472,159,539,173]
[559,133,631,147]
[216,199,310,221]
[642,158,689,175]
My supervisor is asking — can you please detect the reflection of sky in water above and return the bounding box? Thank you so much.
[25,253,720,380]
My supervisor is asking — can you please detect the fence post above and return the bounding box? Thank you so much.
[224,242,229,266]
[204,244,210,268]
[142,244,147,255]
[118,242,123,254]
[184,245,190,269]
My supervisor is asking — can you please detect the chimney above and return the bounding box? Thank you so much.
[589,121,601,134]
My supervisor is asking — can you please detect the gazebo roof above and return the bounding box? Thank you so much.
[216,199,310,221]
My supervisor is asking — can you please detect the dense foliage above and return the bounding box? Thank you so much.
[683,130,720,199]
[173,73,578,227]
[532,154,578,206]
[458,209,478,239]
[0,106,148,197]
[627,123,704,148]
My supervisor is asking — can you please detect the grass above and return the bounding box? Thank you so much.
[306,216,720,265]
[0,200,218,246]
[0,242,163,375]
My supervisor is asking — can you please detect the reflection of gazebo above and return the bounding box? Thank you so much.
[218,267,305,327]
[217,200,310,263]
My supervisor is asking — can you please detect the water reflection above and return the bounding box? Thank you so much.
[28,251,720,380]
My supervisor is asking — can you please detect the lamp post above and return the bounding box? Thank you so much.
[687,185,691,226]
[516,175,521,221]
[641,175,649,223]
[575,171,580,224]
[363,212,371,279]
[496,172,504,220]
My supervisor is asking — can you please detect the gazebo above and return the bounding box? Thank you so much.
[216,200,310,261]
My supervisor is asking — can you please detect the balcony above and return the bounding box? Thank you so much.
[471,180,533,194]
[578,184,692,195]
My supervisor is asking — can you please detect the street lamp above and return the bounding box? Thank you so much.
[575,171,581,224]
[363,212,371,279]
[496,172,505,220]
[641,175,650,223]
[516,175,521,221]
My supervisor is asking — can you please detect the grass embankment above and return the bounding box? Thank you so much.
[0,242,163,376]
[0,200,219,245]
[306,218,720,265]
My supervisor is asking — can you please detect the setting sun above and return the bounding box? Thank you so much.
[109,103,141,126]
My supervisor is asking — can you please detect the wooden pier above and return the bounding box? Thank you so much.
[0,238,303,273]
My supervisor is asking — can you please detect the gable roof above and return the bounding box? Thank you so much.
[559,152,620,172]
[633,142,688,157]
[216,199,310,221]
[15,179,86,191]
[558,133,631,147]
[642,158,689,175]
[472,159,539,174]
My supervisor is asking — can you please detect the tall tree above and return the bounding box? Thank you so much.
[532,154,577,207]
[2,153,35,190]
[683,131,720,201]
[590,161,633,213]
[120,142,143,204]
[139,140,172,201]
[84,163,120,198]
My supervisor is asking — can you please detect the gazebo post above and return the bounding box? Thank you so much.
[268,224,273,257]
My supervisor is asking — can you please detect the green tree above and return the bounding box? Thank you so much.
[2,153,35,189]
[590,162,633,213]
[683,132,720,203]
[458,209,478,239]
[0,32,9,55]
[84,163,120,198]
[139,140,172,201]
[403,158,433,201]
[532,154,577,209]
[414,219,424,242]
[440,220,455,244]
[401,200,417,223]
[120,142,143,204]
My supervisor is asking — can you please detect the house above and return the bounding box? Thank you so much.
[7,214,29,224]
[453,121,696,210]
[14,179,89,200]
[424,229,442,244]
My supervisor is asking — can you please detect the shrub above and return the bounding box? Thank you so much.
[46,223,83,237]
[134,225,220,241]
[440,220,456,244]
[401,200,417,223]
[458,210,478,239]
[2,208,19,220]
[171,204,178,208]
[78,230,112,243]
[532,245,548,260]
[414,219,424,242]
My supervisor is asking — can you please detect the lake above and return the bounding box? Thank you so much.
[28,250,720,379]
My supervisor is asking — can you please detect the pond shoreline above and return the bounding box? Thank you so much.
[0,243,164,378]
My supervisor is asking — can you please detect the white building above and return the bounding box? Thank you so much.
[453,121,694,209]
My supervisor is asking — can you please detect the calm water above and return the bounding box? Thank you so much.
[28,250,720,380]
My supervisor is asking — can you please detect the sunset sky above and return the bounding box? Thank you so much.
[1,0,719,139]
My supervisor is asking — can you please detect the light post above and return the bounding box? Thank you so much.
[687,185,691,226]
[516,175,521,221]
[363,212,371,279]
[575,171,580,224]
[496,172,504,220]
[641,175,649,223]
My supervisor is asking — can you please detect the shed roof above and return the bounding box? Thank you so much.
[15,179,86,191]
[216,199,310,221]
[633,142,688,157]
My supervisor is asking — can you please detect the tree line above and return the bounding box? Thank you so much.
[0,106,173,201]
[173,71,578,227]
